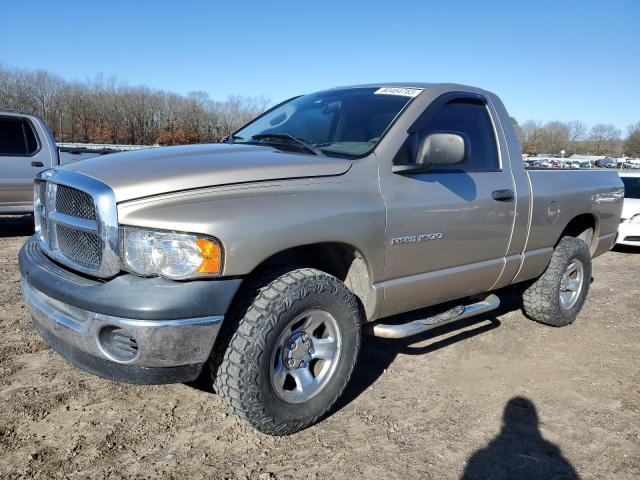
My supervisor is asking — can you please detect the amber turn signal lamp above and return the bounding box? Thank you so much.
[195,238,222,274]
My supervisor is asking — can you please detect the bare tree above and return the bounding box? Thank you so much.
[511,117,524,147]
[589,124,621,155]
[0,65,14,109]
[20,69,64,133]
[520,120,543,155]
[624,122,640,157]
[567,120,587,143]
[540,121,570,154]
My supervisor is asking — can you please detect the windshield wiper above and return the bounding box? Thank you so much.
[250,133,324,156]
[225,134,244,143]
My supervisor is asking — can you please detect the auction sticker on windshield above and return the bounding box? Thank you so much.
[374,87,423,97]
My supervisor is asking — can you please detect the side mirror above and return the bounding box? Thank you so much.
[418,132,467,166]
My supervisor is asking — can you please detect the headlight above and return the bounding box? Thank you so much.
[630,214,640,225]
[122,227,223,279]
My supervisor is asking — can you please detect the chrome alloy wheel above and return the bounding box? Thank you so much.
[270,309,341,403]
[559,259,584,310]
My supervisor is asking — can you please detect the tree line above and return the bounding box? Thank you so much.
[1,65,639,156]
[0,65,270,146]
[512,118,640,158]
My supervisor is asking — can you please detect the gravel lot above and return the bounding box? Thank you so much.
[1,215,638,480]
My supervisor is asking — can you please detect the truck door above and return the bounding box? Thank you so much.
[379,93,516,317]
[0,115,44,213]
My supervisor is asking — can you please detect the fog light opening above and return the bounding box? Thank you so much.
[98,325,139,363]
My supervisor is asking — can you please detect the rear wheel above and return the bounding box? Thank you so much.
[522,236,592,327]
[210,268,362,435]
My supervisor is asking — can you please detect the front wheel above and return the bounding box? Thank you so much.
[522,236,592,327]
[210,268,362,435]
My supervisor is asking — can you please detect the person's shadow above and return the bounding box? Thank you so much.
[462,397,580,480]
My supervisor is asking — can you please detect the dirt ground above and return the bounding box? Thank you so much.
[0,215,638,480]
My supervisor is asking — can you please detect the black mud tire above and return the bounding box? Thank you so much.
[522,236,592,327]
[209,268,362,435]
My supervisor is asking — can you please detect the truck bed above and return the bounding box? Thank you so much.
[515,169,624,282]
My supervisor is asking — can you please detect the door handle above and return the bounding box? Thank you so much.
[492,189,515,202]
[31,161,44,167]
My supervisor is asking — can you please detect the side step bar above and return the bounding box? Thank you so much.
[367,294,500,339]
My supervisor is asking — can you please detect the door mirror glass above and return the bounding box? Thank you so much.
[418,132,467,166]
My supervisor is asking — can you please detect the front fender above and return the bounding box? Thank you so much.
[117,174,386,282]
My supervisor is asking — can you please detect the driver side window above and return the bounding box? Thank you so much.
[395,99,500,172]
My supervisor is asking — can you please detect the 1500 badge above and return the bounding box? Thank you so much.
[391,232,445,245]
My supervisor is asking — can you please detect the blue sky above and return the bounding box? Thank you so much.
[1,0,639,131]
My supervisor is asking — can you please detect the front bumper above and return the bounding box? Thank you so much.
[616,221,640,247]
[19,237,243,384]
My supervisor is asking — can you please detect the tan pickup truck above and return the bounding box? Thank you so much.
[19,83,624,435]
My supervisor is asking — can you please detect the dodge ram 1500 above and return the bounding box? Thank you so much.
[19,83,624,434]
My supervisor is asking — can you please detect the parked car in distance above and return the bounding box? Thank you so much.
[596,158,617,168]
[561,161,579,169]
[0,112,59,215]
[524,159,544,169]
[19,83,624,435]
[617,172,640,247]
[623,161,640,169]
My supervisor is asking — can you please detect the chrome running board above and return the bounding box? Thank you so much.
[367,294,500,339]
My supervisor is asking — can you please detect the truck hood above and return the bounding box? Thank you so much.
[61,143,352,202]
[622,197,640,219]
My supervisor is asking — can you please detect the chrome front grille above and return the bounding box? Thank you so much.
[34,170,120,278]
[55,185,97,220]
[56,224,103,269]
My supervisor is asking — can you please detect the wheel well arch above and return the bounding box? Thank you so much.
[556,213,599,255]
[247,242,376,318]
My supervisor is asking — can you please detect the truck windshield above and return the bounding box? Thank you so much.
[231,87,421,158]
[621,177,640,198]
